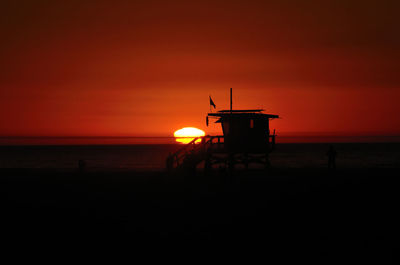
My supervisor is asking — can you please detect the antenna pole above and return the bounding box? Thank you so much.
[230,87,232,114]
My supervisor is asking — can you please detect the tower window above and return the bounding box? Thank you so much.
[250,119,254,128]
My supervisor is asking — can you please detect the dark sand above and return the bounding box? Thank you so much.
[1,167,399,263]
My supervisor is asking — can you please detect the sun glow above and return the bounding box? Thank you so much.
[174,127,205,144]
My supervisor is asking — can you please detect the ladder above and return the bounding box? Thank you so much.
[166,136,224,172]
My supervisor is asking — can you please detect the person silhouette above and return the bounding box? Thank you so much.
[327,145,337,170]
[78,159,86,172]
[166,153,173,172]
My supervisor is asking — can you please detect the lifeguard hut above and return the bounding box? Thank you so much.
[166,88,279,172]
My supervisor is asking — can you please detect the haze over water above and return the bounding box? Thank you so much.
[1,141,399,171]
[1,135,399,145]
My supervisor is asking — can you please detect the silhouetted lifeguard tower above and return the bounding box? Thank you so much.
[166,88,279,173]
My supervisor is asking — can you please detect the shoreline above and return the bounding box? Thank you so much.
[1,166,398,262]
[1,166,399,175]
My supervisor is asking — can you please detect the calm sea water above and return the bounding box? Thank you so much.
[0,143,399,170]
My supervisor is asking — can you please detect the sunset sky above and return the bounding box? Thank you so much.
[1,0,399,139]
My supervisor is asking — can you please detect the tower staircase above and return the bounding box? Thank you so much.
[166,133,276,173]
[166,136,224,172]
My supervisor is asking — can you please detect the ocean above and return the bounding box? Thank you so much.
[1,142,399,171]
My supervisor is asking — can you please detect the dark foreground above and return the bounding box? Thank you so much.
[1,168,399,263]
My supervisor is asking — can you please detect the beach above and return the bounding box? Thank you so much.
[1,147,399,263]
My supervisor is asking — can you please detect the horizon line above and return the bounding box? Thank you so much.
[1,134,400,139]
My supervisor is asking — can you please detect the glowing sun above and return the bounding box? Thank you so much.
[174,127,205,144]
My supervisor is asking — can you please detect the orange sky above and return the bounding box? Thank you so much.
[1,0,399,139]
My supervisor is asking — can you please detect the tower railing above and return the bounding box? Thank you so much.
[166,132,277,171]
[166,135,224,170]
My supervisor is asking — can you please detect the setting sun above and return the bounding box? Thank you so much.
[174,127,205,144]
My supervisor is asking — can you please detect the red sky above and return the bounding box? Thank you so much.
[1,0,399,139]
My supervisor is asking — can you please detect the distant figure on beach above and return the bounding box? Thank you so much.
[78,159,86,172]
[166,153,173,172]
[327,145,337,170]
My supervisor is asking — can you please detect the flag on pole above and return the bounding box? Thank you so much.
[209,96,216,109]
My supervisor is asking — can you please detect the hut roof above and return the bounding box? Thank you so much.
[217,109,264,113]
[208,109,279,119]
